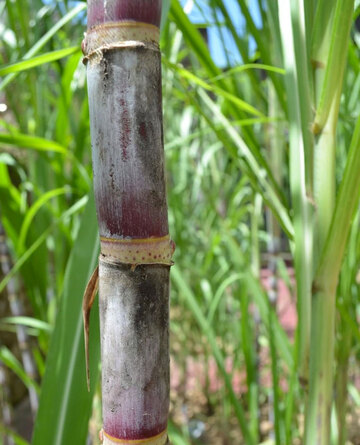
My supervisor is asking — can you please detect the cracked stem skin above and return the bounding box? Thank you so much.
[85,0,171,441]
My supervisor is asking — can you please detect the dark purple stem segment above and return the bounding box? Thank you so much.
[88,0,162,29]
[88,47,168,239]
[86,0,171,439]
[99,262,169,440]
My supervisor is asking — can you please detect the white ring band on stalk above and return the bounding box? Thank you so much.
[102,429,168,444]
[100,235,175,266]
[82,21,160,61]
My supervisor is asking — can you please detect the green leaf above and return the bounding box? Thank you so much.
[170,0,220,78]
[0,346,40,393]
[0,47,80,76]
[32,192,100,445]
[0,3,86,90]
[207,273,242,323]
[278,0,314,382]
[0,196,88,294]
[0,425,30,445]
[168,421,190,445]
[222,233,293,368]
[236,0,286,109]
[210,63,286,83]
[0,316,52,333]
[197,88,293,239]
[171,266,255,445]
[0,133,68,154]
[166,61,265,118]
[17,186,71,253]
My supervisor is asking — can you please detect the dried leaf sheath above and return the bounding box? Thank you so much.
[82,265,99,391]
[83,1,172,443]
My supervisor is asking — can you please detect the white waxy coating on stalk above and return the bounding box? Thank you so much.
[87,47,168,240]
[99,261,169,438]
[82,21,160,59]
[86,10,171,441]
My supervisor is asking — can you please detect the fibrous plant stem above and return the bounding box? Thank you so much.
[278,0,314,386]
[84,1,173,443]
[304,2,355,443]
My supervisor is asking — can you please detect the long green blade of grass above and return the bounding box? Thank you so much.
[170,0,220,77]
[0,425,30,445]
[236,0,286,110]
[223,233,293,368]
[0,196,88,294]
[198,89,293,239]
[171,265,255,445]
[0,346,40,393]
[17,186,71,253]
[0,133,68,154]
[0,47,80,76]
[210,63,286,82]
[277,0,314,382]
[32,192,100,445]
[0,2,86,90]
[0,316,51,333]
[165,60,265,118]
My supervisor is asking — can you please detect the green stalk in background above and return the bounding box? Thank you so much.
[335,212,360,445]
[278,0,358,442]
[249,193,262,442]
[312,0,354,264]
[305,115,360,445]
[266,82,286,445]
[32,195,101,445]
[278,0,314,386]
[304,2,355,443]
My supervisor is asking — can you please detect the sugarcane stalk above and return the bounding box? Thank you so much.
[83,1,174,443]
